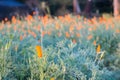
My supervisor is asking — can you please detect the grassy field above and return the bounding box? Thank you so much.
[0,15,120,80]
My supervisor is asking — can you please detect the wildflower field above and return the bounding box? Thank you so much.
[0,15,120,80]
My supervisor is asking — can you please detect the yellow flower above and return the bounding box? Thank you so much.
[36,45,42,58]
[50,78,55,80]
[96,44,101,53]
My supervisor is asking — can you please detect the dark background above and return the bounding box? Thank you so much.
[0,0,113,20]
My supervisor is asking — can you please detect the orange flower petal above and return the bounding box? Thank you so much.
[96,44,101,53]
[36,45,42,58]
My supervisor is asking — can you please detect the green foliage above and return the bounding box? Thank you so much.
[0,34,115,80]
[0,15,120,80]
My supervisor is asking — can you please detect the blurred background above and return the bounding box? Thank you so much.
[0,0,119,20]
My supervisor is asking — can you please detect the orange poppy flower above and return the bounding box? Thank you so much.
[65,32,70,38]
[69,25,74,32]
[88,28,92,32]
[55,23,60,30]
[36,45,42,58]
[27,15,33,21]
[47,31,51,35]
[20,35,23,41]
[14,26,17,31]
[72,39,76,44]
[42,31,46,37]
[76,33,80,37]
[12,16,16,24]
[87,35,93,40]
[96,44,101,53]
[116,29,120,33]
[93,40,96,46]
[32,32,37,38]
[105,24,109,30]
